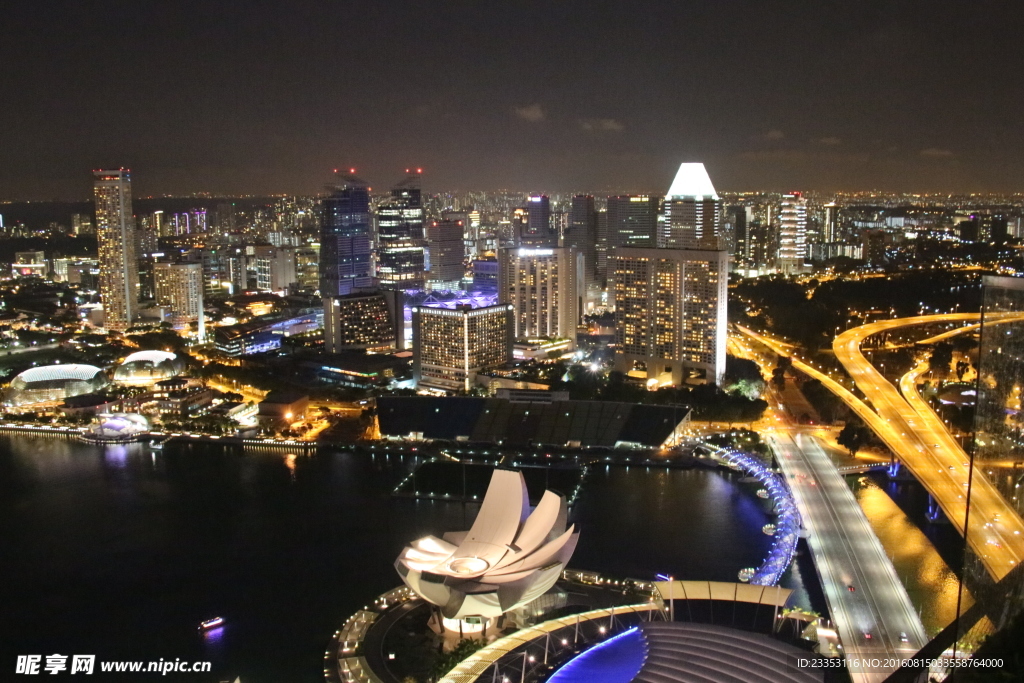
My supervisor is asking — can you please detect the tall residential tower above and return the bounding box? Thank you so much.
[93,169,139,331]
[776,192,807,274]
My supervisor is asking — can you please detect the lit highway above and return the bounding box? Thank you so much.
[833,314,1024,581]
[769,430,926,682]
[729,334,926,681]
[739,316,1024,582]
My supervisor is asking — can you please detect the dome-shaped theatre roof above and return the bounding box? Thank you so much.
[121,350,178,365]
[14,364,105,384]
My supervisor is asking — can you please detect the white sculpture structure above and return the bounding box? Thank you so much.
[395,468,579,620]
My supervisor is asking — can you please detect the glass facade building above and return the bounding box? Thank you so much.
[319,173,374,298]
[377,173,426,288]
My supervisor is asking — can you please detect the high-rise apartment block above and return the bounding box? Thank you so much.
[776,192,807,274]
[498,246,579,346]
[595,209,609,283]
[608,162,728,386]
[412,304,513,392]
[660,163,722,250]
[93,169,139,331]
[425,218,465,289]
[607,195,659,249]
[612,247,727,386]
[71,213,94,236]
[729,206,752,262]
[377,171,426,288]
[154,262,205,337]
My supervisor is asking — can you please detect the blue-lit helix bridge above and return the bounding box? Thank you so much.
[707,447,802,587]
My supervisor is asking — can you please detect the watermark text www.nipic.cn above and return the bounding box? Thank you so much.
[16,655,213,676]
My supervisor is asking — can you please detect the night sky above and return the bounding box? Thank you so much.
[2,0,1022,199]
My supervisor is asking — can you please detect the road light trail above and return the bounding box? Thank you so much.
[769,430,926,682]
[730,332,925,681]
[738,319,1024,581]
[832,314,1024,581]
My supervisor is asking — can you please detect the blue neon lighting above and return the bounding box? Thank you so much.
[546,627,646,683]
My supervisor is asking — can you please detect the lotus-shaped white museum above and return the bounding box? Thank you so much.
[395,468,579,620]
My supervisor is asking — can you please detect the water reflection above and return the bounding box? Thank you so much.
[855,476,970,635]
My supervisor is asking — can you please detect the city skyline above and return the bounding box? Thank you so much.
[2,1,1023,199]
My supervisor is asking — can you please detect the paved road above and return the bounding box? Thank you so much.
[833,314,1024,581]
[730,332,926,681]
[739,320,1024,582]
[768,430,926,682]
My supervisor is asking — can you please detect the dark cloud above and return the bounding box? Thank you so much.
[513,104,546,123]
[0,0,1020,197]
[581,118,624,132]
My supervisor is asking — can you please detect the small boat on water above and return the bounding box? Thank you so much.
[199,617,225,630]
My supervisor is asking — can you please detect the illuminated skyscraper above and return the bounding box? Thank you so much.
[612,247,727,386]
[319,170,374,297]
[776,192,807,274]
[566,195,599,310]
[425,218,465,289]
[498,246,579,345]
[660,163,722,250]
[377,170,426,288]
[607,195,659,249]
[93,169,139,331]
[412,303,513,391]
[823,202,839,243]
[154,262,204,338]
[520,195,555,246]
[323,290,402,353]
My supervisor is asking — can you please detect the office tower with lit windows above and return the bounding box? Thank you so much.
[323,289,403,353]
[776,192,807,274]
[595,209,609,283]
[660,163,722,250]
[412,303,514,392]
[566,195,598,297]
[823,202,839,243]
[497,246,579,346]
[251,245,297,292]
[71,213,94,236]
[729,206,752,262]
[154,261,204,337]
[607,195,659,249]
[425,218,465,289]
[93,169,139,331]
[320,171,375,297]
[136,213,161,256]
[377,170,426,288]
[293,246,320,293]
[611,247,727,386]
[520,195,555,246]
